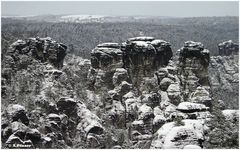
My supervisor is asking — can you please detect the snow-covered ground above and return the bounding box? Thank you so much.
[60,15,106,23]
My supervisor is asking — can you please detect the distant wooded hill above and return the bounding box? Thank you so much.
[1,16,238,58]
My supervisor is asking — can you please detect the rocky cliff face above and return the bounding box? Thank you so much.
[89,37,172,91]
[209,54,239,109]
[88,39,214,148]
[123,37,173,89]
[6,37,67,69]
[2,38,103,148]
[177,41,211,106]
[1,37,239,149]
[207,40,239,109]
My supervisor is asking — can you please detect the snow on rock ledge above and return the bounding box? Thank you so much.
[183,144,202,149]
[151,119,205,149]
[91,43,123,69]
[177,102,209,113]
[222,109,239,122]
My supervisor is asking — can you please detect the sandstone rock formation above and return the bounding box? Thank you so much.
[1,37,239,149]
[123,37,173,88]
[1,38,101,148]
[91,43,122,70]
[151,119,205,149]
[177,41,210,100]
[209,55,239,109]
[7,37,67,69]
[89,37,173,90]
[218,40,239,56]
[87,39,215,149]
[213,41,239,109]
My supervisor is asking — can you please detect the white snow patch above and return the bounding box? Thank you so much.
[177,102,208,111]
[61,14,105,19]
[151,39,167,45]
[139,104,152,114]
[153,115,166,125]
[97,43,120,47]
[128,36,155,42]
[7,104,25,114]
[183,144,202,149]
[60,14,105,23]
[132,120,144,125]
[131,41,149,47]
[222,109,239,121]
[151,119,205,149]
[167,83,180,92]
[47,113,59,117]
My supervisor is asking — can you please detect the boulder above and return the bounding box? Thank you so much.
[122,91,135,101]
[131,120,144,133]
[108,89,121,101]
[151,119,205,149]
[6,104,29,125]
[86,133,105,148]
[138,104,154,121]
[131,134,153,148]
[3,122,42,148]
[2,123,12,143]
[217,100,226,110]
[139,77,159,93]
[112,68,129,86]
[141,92,161,108]
[86,134,100,148]
[222,109,239,123]
[10,121,28,133]
[190,86,212,107]
[167,83,181,105]
[47,114,61,124]
[57,97,77,116]
[115,81,132,96]
[160,78,174,91]
[159,91,171,109]
[156,68,169,81]
[40,136,52,148]
[166,65,177,75]
[125,98,140,121]
[25,128,41,144]
[164,104,177,115]
[153,115,166,132]
[5,135,25,148]
[163,127,200,149]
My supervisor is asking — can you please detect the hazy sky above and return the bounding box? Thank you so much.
[2,1,239,17]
